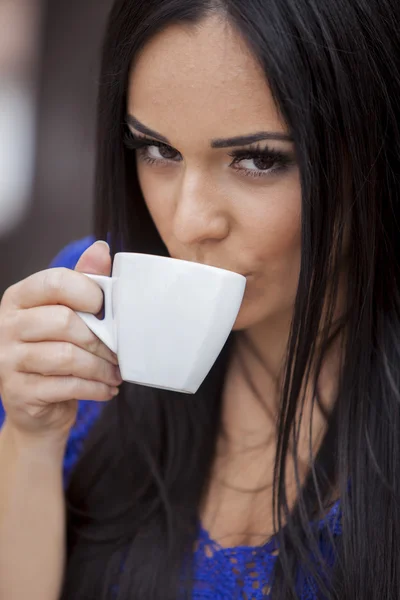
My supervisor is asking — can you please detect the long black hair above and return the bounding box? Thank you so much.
[61,0,400,598]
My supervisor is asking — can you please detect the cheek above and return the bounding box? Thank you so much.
[232,176,302,328]
[236,175,302,269]
[139,161,302,284]
[137,164,174,235]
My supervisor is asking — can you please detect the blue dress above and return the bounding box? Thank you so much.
[0,237,342,599]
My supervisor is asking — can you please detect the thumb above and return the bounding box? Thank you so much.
[75,240,112,276]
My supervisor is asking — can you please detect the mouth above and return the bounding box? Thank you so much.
[170,256,251,278]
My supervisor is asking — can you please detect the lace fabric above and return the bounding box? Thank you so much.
[193,526,277,599]
[192,500,341,600]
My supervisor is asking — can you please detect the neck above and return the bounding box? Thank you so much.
[203,286,347,535]
[220,264,349,450]
[220,306,345,457]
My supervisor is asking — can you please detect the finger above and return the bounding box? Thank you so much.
[15,342,122,387]
[75,240,111,276]
[17,305,118,365]
[4,268,105,312]
[75,241,111,319]
[17,372,120,404]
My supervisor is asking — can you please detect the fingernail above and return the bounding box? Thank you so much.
[111,387,120,397]
[95,240,110,252]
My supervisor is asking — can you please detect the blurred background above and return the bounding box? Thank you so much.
[0,0,113,294]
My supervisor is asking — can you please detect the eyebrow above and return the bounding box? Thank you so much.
[126,114,293,147]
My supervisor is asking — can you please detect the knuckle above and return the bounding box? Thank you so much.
[67,377,81,397]
[0,287,12,308]
[0,346,14,376]
[0,309,18,338]
[57,375,77,398]
[86,334,102,355]
[1,282,19,308]
[14,343,31,371]
[29,375,47,405]
[57,305,74,333]
[25,403,46,419]
[57,342,75,366]
[0,373,17,403]
[42,268,68,296]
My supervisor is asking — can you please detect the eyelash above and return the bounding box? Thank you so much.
[123,132,295,179]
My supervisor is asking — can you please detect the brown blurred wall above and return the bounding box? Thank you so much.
[0,0,113,295]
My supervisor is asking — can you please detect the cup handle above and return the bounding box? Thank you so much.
[76,274,117,353]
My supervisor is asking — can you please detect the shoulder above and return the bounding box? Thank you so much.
[0,235,102,486]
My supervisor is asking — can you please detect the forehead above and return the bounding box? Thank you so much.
[127,16,286,142]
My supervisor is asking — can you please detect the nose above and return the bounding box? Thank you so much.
[172,169,230,245]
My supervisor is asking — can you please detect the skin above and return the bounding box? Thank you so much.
[128,17,301,344]
[127,15,345,546]
[0,241,121,599]
[0,242,120,439]
[0,16,346,580]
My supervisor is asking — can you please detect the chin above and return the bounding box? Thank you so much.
[229,278,266,331]
[231,301,262,332]
[231,318,249,332]
[232,316,258,331]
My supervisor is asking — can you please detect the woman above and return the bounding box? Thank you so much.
[0,0,399,598]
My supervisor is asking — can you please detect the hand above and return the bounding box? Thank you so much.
[0,241,122,445]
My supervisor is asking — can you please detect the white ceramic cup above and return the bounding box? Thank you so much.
[77,253,246,394]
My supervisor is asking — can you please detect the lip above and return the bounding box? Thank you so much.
[170,256,251,278]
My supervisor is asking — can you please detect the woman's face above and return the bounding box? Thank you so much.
[126,16,301,332]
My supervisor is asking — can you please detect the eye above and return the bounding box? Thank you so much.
[235,155,277,172]
[228,146,295,178]
[146,144,180,161]
[123,132,181,164]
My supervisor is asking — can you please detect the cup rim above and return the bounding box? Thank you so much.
[114,252,246,281]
